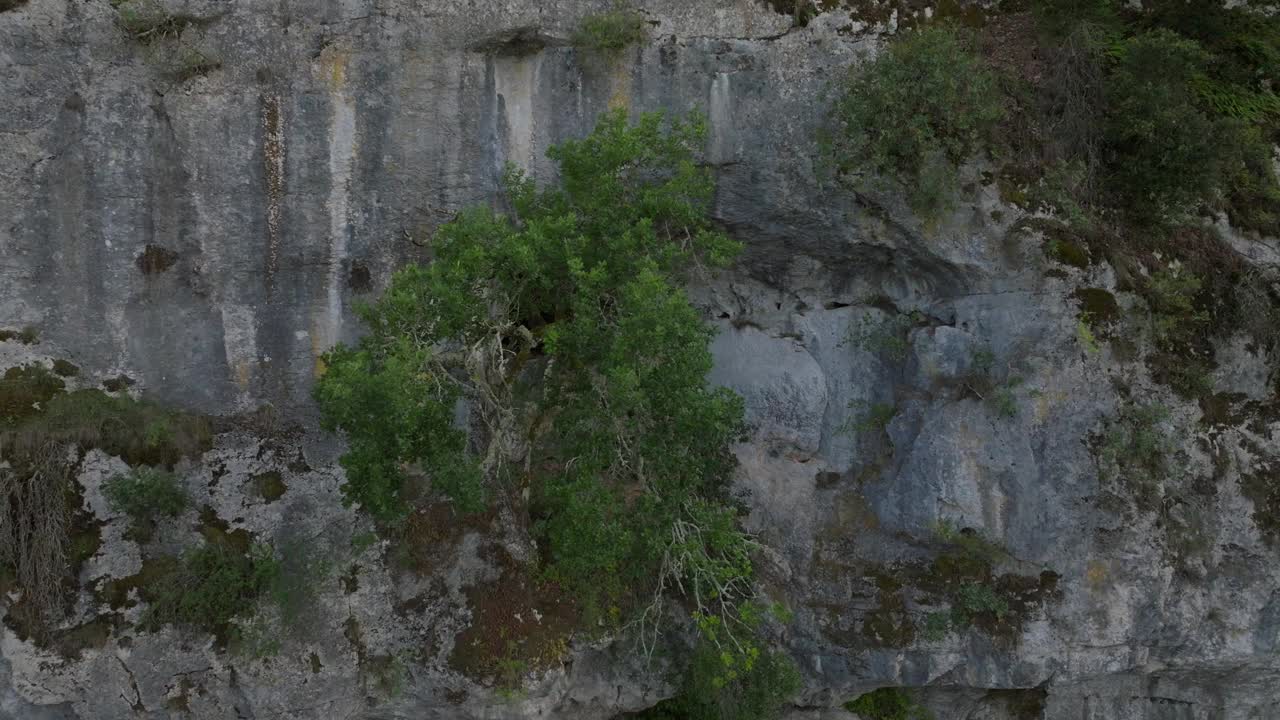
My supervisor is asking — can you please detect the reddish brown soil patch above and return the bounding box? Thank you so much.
[447,549,579,687]
[388,502,491,576]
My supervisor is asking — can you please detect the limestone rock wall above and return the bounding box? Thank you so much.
[2,0,1279,718]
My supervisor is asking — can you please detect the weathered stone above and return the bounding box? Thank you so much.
[2,0,1279,718]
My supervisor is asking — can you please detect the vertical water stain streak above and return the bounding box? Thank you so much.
[260,93,286,295]
[709,72,735,164]
[318,50,357,374]
[493,54,538,174]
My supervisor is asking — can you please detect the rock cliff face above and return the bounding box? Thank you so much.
[2,0,1279,718]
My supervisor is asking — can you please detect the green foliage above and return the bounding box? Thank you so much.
[828,25,1003,215]
[3,389,211,468]
[844,688,932,720]
[1098,402,1174,505]
[314,337,477,524]
[932,520,1006,566]
[990,382,1021,419]
[572,6,647,55]
[1103,30,1232,219]
[846,311,922,362]
[963,348,1020,418]
[146,543,279,637]
[918,583,1009,640]
[0,327,39,345]
[1146,265,1208,347]
[841,401,896,437]
[1033,0,1120,41]
[318,111,756,662]
[1023,0,1280,231]
[644,634,800,720]
[103,467,189,533]
[114,0,188,43]
[956,582,1010,618]
[1144,0,1280,124]
[0,365,65,427]
[922,611,951,642]
[1077,315,1101,355]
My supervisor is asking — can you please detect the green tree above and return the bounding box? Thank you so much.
[317,113,787,696]
[1102,30,1229,219]
[827,25,1003,216]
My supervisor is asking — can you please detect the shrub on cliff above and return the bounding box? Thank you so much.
[317,110,792,706]
[827,25,1003,216]
[572,6,647,56]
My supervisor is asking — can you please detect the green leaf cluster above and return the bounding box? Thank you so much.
[145,543,279,636]
[636,607,800,720]
[572,6,647,55]
[1029,0,1280,231]
[827,25,1004,216]
[845,688,933,720]
[103,467,189,541]
[316,110,749,614]
[103,467,189,521]
[1098,402,1175,506]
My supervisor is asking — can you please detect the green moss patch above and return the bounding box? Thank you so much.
[0,327,39,344]
[50,616,114,660]
[198,506,252,555]
[1241,466,1280,546]
[0,364,65,426]
[845,687,932,720]
[102,375,136,392]
[97,556,179,610]
[5,389,211,468]
[51,359,80,377]
[250,471,287,502]
[1072,288,1119,325]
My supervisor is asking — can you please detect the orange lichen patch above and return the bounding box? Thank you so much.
[1085,560,1108,590]
[447,549,579,687]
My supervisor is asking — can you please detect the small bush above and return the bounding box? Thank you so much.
[3,389,212,468]
[572,7,647,55]
[0,327,39,344]
[845,688,932,720]
[103,467,189,522]
[1232,269,1280,351]
[846,311,922,362]
[146,543,279,638]
[1032,0,1120,41]
[1103,30,1232,220]
[841,401,896,437]
[1098,402,1174,505]
[1146,265,1207,347]
[955,582,1010,619]
[1077,316,1101,355]
[962,348,1021,418]
[115,0,189,43]
[0,365,65,427]
[933,520,1005,566]
[645,636,800,720]
[828,25,1003,215]
[170,43,221,82]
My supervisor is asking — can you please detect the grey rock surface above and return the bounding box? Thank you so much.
[2,0,1279,718]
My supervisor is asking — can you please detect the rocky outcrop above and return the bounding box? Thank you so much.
[1,0,1278,718]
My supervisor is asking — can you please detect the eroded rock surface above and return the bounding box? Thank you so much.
[2,0,1279,718]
